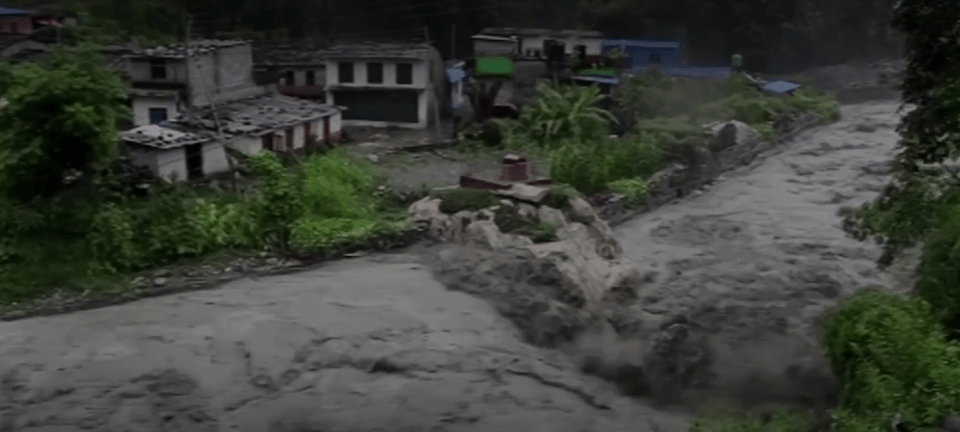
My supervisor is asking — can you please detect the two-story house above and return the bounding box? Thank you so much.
[124,39,264,126]
[321,42,445,129]
[0,6,31,34]
[474,28,604,62]
[254,46,326,102]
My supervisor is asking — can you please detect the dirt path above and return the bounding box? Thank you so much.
[0,101,902,431]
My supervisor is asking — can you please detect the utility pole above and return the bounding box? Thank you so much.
[182,13,193,120]
[450,23,456,60]
[424,27,442,140]
[450,0,457,60]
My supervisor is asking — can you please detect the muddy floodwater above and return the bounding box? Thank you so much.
[0,101,901,432]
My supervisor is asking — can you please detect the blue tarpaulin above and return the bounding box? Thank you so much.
[573,75,619,85]
[629,65,732,78]
[446,67,468,83]
[763,80,801,94]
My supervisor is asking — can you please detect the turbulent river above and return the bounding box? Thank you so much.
[0,101,901,432]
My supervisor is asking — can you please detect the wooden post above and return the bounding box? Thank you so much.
[424,27,443,140]
[182,14,193,120]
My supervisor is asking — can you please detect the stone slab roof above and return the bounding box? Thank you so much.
[318,42,433,60]
[120,124,214,149]
[179,94,341,136]
[128,39,249,59]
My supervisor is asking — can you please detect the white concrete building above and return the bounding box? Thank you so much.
[321,42,445,129]
[121,94,342,181]
[124,40,265,126]
[474,28,604,59]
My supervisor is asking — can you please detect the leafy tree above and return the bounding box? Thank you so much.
[0,43,130,201]
[518,83,616,145]
[841,0,960,271]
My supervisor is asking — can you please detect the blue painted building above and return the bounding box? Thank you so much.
[601,39,684,68]
[600,39,732,78]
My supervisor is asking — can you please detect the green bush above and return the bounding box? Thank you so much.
[549,135,662,194]
[823,289,960,432]
[690,411,814,432]
[608,177,650,206]
[492,205,557,243]
[542,183,579,209]
[436,188,498,214]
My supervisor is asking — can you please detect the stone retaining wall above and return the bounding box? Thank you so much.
[600,113,826,226]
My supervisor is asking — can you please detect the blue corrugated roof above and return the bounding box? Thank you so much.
[630,66,732,78]
[602,39,681,49]
[763,80,801,94]
[0,6,30,15]
[573,75,619,85]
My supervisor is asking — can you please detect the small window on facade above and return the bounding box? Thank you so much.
[338,62,354,83]
[650,53,661,64]
[396,62,413,85]
[366,62,383,84]
[148,107,168,124]
[283,70,294,85]
[305,70,315,86]
[149,59,166,79]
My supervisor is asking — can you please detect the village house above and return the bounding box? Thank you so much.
[0,6,32,35]
[123,39,264,126]
[473,28,604,61]
[120,94,342,181]
[321,42,445,129]
[0,5,71,59]
[253,46,327,102]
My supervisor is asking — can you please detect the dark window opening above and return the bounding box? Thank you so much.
[185,143,203,180]
[396,63,413,84]
[305,70,315,86]
[367,62,383,84]
[148,107,168,124]
[650,53,661,64]
[338,62,354,83]
[283,70,294,85]
[149,59,166,79]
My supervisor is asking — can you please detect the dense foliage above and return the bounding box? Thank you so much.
[690,1,960,432]
[476,73,837,197]
[0,44,405,305]
[6,0,894,71]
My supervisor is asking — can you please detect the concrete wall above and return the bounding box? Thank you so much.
[127,43,261,108]
[325,58,428,89]
[154,147,187,181]
[280,67,325,86]
[126,144,159,174]
[518,35,602,57]
[230,135,262,155]
[0,16,32,34]
[474,39,516,56]
[131,96,179,126]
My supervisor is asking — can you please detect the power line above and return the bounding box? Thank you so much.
[366,0,501,15]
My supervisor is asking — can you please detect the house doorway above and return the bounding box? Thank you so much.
[303,122,312,149]
[323,117,330,143]
[185,144,203,180]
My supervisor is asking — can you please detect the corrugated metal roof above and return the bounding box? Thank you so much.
[602,39,681,49]
[763,80,801,93]
[573,75,619,85]
[630,66,732,78]
[0,6,30,16]
[480,27,603,38]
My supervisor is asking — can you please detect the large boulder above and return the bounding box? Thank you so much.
[407,193,644,309]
